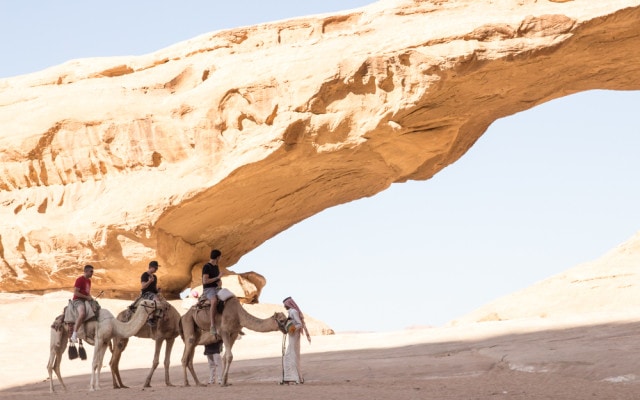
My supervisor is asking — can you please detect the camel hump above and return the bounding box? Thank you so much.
[127,295,147,311]
[51,314,65,330]
[118,307,135,322]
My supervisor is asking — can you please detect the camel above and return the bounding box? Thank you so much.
[179,296,288,386]
[109,299,181,388]
[47,299,157,392]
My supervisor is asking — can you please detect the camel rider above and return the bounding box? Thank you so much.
[202,249,222,337]
[141,260,160,301]
[141,260,161,326]
[70,264,94,343]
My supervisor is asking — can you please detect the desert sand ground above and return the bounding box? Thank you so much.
[1,292,639,399]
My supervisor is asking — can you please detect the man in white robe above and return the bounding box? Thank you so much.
[282,296,311,384]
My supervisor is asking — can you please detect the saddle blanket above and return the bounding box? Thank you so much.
[217,288,235,301]
[63,299,97,324]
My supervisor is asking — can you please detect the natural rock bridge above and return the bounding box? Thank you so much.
[0,0,638,301]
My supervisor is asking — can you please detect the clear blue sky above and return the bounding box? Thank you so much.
[2,1,639,332]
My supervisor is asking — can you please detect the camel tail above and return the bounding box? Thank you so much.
[178,317,184,340]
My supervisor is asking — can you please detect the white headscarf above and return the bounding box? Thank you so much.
[283,296,311,343]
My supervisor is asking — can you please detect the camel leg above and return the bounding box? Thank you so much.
[47,351,55,394]
[48,325,69,393]
[187,340,205,386]
[90,336,109,391]
[163,337,176,386]
[180,340,190,386]
[181,348,190,387]
[220,333,236,387]
[52,351,67,392]
[48,335,67,392]
[220,349,232,386]
[92,344,108,391]
[109,337,129,388]
[90,347,98,391]
[180,317,203,387]
[181,336,197,386]
[143,338,163,387]
[182,343,201,386]
[47,331,57,393]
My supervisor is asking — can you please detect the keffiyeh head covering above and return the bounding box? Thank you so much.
[283,296,311,344]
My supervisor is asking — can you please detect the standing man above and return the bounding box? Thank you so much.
[204,341,223,385]
[202,249,222,337]
[281,296,311,384]
[70,264,94,343]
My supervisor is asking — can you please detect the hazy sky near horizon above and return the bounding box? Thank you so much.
[2,1,639,332]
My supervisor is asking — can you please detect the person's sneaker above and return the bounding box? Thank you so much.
[70,331,78,343]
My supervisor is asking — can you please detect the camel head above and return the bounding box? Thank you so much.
[273,312,289,334]
[137,299,157,317]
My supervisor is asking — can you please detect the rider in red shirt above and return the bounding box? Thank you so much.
[70,265,94,342]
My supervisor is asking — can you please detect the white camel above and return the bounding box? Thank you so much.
[47,299,157,392]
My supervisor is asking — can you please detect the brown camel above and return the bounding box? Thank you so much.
[179,296,288,386]
[109,299,181,388]
[47,299,157,392]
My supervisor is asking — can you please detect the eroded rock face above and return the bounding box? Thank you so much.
[0,0,639,299]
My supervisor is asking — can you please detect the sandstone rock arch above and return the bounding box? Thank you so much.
[0,0,638,297]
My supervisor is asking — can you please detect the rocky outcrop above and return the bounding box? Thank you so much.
[0,0,639,299]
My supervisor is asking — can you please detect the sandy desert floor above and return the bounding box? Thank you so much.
[1,292,640,399]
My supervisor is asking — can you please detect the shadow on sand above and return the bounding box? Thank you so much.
[3,320,640,399]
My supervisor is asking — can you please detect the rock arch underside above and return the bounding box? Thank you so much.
[0,0,639,302]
